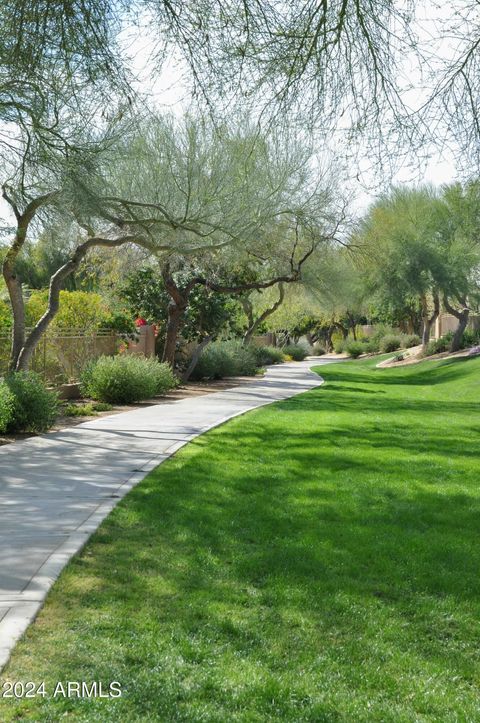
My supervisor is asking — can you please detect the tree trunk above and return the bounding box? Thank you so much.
[347,312,357,340]
[3,268,26,370]
[182,335,212,383]
[443,296,469,352]
[451,310,469,352]
[243,283,285,346]
[160,264,190,367]
[162,300,186,366]
[421,292,440,350]
[10,232,149,372]
[1,187,60,370]
[326,329,334,352]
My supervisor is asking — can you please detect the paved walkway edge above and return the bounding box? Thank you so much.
[0,362,326,672]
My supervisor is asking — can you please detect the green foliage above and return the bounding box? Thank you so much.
[0,380,15,433]
[120,267,242,345]
[334,339,345,354]
[146,358,178,395]
[312,344,326,356]
[0,299,12,331]
[4,372,58,432]
[192,343,237,380]
[25,290,111,331]
[425,329,480,357]
[63,402,113,417]
[102,310,135,335]
[81,355,176,404]
[403,334,421,348]
[461,328,480,347]
[345,341,365,358]
[228,341,259,375]
[8,357,480,721]
[253,345,285,365]
[192,340,259,380]
[282,344,308,361]
[120,267,169,326]
[380,334,402,353]
[426,333,454,356]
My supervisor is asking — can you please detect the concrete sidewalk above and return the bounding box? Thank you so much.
[0,358,333,670]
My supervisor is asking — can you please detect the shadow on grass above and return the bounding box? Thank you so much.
[8,354,479,721]
[314,355,478,388]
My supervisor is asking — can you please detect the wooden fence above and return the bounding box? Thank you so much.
[0,329,118,384]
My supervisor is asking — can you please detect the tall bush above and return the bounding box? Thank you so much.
[5,372,58,432]
[192,340,259,380]
[380,335,402,353]
[81,355,176,404]
[345,341,365,358]
[254,345,285,365]
[282,344,308,361]
[402,334,421,348]
[0,381,15,433]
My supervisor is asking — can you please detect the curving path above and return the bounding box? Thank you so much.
[0,357,335,670]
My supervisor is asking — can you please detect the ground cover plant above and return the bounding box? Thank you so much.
[1,356,480,720]
[63,402,113,417]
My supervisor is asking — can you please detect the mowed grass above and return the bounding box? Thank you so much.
[1,356,480,721]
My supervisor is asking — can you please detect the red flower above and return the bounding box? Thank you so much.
[135,317,147,327]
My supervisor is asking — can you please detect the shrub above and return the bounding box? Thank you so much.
[380,334,402,353]
[362,339,380,354]
[345,341,365,358]
[334,340,345,354]
[26,290,110,331]
[254,345,285,366]
[192,340,259,380]
[425,332,453,356]
[5,372,58,432]
[81,355,176,404]
[312,344,326,356]
[192,343,237,380]
[0,381,15,433]
[282,344,308,361]
[224,340,258,375]
[402,334,421,348]
[371,324,398,344]
[143,357,178,395]
[462,328,480,348]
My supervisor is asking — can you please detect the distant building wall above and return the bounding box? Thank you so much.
[126,325,156,358]
[434,313,480,339]
[359,324,375,337]
[252,333,277,347]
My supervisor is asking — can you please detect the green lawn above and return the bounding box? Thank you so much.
[2,356,480,721]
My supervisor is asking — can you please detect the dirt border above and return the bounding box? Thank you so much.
[0,375,261,448]
[376,346,479,369]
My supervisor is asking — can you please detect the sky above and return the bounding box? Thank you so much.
[0,1,466,226]
[121,1,461,215]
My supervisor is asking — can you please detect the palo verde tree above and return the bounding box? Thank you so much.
[438,181,480,350]
[76,113,346,366]
[357,184,480,351]
[357,187,449,350]
[1,111,345,371]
